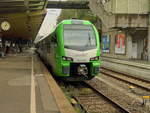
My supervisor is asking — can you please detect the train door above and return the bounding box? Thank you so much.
[50,34,58,70]
[46,39,51,63]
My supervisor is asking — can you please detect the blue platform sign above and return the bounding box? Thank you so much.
[102,35,110,53]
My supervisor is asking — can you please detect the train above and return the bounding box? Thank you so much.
[36,19,101,81]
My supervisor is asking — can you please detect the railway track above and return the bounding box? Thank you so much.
[59,81,130,113]
[54,67,150,113]
[86,78,150,113]
[100,67,150,91]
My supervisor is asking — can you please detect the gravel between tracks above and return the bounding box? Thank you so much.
[75,86,122,113]
[60,82,123,113]
[100,70,150,100]
[86,76,150,113]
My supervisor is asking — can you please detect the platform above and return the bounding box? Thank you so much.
[101,57,150,82]
[0,50,75,113]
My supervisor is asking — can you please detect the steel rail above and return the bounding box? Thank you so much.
[101,67,150,91]
[60,81,131,113]
[85,81,131,113]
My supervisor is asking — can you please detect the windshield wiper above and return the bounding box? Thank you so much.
[84,33,92,47]
[88,33,92,46]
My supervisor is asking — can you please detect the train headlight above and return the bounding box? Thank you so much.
[90,56,99,61]
[62,56,73,61]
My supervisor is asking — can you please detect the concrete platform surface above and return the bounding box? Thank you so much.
[102,57,150,69]
[0,52,61,113]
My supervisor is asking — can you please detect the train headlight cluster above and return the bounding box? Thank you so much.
[62,56,73,61]
[90,56,99,61]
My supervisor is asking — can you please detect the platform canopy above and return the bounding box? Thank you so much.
[0,0,48,40]
[47,1,89,9]
[0,0,90,41]
[0,0,47,13]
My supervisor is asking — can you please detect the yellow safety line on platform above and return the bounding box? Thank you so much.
[30,56,36,113]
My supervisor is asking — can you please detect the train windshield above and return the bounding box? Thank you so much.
[64,24,97,51]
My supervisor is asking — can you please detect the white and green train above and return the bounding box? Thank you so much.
[36,19,101,81]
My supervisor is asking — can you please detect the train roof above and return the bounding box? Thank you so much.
[59,19,93,25]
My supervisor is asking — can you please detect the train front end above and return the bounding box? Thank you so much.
[56,20,100,80]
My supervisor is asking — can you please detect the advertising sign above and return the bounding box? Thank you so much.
[115,33,126,54]
[102,35,110,53]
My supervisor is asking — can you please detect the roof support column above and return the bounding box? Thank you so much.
[24,0,29,13]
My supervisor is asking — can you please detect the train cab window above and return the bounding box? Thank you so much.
[64,25,96,51]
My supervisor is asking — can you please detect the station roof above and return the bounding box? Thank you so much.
[0,0,47,13]
[0,0,90,40]
[47,1,89,9]
[0,0,47,40]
